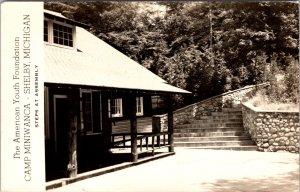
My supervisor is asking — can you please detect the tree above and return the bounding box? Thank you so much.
[45,2,299,108]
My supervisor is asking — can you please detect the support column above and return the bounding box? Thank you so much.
[67,89,79,178]
[129,94,138,162]
[102,92,112,153]
[167,95,174,152]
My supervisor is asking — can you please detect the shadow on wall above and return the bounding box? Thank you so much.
[203,171,299,192]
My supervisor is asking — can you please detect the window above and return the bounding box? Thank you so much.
[108,97,143,118]
[44,87,50,139]
[44,19,74,48]
[82,92,93,133]
[108,98,123,117]
[53,23,73,47]
[81,90,102,134]
[136,97,144,116]
[151,96,164,114]
[44,20,48,42]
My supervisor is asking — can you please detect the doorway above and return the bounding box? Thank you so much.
[46,95,69,180]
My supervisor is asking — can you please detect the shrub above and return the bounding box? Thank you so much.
[264,61,286,103]
[245,57,299,111]
[284,59,299,103]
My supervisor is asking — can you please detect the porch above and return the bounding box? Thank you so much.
[76,114,174,176]
[44,85,176,182]
[46,114,175,190]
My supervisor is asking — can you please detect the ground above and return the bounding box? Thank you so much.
[48,149,299,192]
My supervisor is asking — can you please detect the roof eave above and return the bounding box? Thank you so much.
[44,82,191,95]
[44,12,91,29]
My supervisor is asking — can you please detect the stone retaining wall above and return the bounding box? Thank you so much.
[173,84,268,125]
[242,103,299,153]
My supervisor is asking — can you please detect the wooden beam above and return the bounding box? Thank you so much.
[129,95,138,162]
[67,90,79,178]
[101,92,112,152]
[167,95,174,152]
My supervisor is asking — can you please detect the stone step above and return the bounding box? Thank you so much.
[172,107,255,151]
[174,127,244,133]
[174,140,255,147]
[174,136,251,142]
[174,131,248,137]
[211,114,243,119]
[199,114,243,120]
[175,122,244,129]
[192,118,242,124]
[211,111,242,116]
[175,146,257,151]
[222,107,243,112]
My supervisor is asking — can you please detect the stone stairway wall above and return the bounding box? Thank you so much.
[242,103,299,153]
[174,107,256,150]
[171,84,269,150]
[173,83,268,125]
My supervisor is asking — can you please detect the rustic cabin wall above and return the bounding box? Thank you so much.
[45,86,78,180]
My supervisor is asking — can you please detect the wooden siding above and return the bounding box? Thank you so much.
[112,117,153,133]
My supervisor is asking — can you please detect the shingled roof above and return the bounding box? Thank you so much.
[44,10,190,94]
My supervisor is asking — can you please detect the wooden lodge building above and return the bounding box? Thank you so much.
[43,10,190,181]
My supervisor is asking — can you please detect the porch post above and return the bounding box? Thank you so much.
[67,89,79,178]
[102,92,112,155]
[129,94,138,162]
[167,95,174,152]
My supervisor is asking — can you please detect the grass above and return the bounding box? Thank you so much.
[245,92,299,112]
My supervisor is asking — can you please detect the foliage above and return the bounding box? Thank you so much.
[284,59,299,103]
[45,2,299,108]
[246,91,298,111]
[249,56,299,107]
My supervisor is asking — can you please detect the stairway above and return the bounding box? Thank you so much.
[174,108,257,150]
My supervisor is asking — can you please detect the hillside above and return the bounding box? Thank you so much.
[45,2,299,108]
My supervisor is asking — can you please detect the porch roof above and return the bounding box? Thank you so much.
[44,13,190,94]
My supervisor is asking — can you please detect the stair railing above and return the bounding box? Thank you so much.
[110,132,170,155]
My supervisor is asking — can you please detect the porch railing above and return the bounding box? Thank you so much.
[110,132,170,154]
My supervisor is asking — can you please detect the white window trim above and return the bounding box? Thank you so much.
[44,18,76,50]
[108,98,123,118]
[136,97,144,116]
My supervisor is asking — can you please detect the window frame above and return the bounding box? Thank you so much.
[44,19,76,49]
[44,87,50,139]
[53,22,74,47]
[108,98,123,118]
[81,90,93,133]
[136,97,144,116]
[44,20,49,42]
[80,89,102,134]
